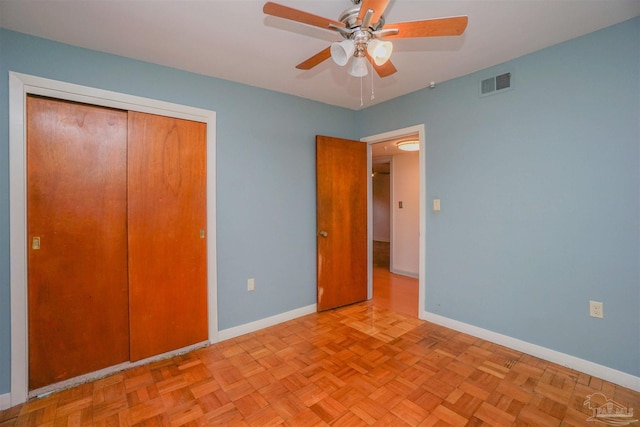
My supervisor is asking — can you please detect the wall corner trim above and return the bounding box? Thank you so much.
[422,310,640,392]
[218,304,317,342]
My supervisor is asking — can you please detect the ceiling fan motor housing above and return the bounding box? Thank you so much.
[336,4,387,60]
[338,5,386,32]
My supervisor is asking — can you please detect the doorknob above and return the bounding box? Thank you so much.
[319,231,328,238]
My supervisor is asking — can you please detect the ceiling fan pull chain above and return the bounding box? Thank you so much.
[360,75,364,107]
[370,62,375,101]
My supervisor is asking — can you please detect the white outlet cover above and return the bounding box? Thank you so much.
[589,300,603,318]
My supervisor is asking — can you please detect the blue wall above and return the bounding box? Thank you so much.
[358,17,640,376]
[0,29,358,394]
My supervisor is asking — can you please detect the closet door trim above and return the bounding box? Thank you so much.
[9,72,218,406]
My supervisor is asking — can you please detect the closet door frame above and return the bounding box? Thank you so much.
[9,72,218,406]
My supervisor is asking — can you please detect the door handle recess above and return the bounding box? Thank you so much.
[319,231,328,238]
[32,236,41,250]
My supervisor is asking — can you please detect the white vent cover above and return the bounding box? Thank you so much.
[480,72,511,96]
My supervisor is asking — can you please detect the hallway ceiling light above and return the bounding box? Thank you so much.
[397,140,419,151]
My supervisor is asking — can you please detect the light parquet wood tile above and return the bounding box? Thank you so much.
[428,403,470,427]
[2,301,640,426]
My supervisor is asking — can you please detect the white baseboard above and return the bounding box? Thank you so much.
[0,392,10,410]
[218,304,317,342]
[389,268,419,279]
[423,311,640,392]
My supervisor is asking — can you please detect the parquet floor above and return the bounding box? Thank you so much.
[2,301,639,426]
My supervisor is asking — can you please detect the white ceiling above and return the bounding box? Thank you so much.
[1,0,638,110]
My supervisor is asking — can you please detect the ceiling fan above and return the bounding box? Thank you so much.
[263,0,468,78]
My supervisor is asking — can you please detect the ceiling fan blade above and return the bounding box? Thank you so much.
[357,0,391,26]
[366,54,397,78]
[264,2,345,30]
[384,16,469,39]
[296,47,332,70]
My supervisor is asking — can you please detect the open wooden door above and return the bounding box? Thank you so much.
[316,135,368,311]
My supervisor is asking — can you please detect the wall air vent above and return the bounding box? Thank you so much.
[480,72,512,97]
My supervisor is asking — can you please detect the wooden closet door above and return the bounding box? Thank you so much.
[27,96,129,390]
[127,111,208,361]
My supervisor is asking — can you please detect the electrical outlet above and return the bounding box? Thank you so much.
[589,300,603,319]
[248,278,255,292]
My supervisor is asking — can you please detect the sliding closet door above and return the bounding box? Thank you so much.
[127,111,208,361]
[27,96,129,390]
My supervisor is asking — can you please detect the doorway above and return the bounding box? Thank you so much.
[371,157,418,318]
[363,125,425,319]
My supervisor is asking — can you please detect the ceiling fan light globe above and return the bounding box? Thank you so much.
[397,140,420,151]
[348,56,368,77]
[367,39,393,66]
[330,40,355,66]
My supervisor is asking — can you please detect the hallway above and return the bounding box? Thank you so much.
[371,241,419,318]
